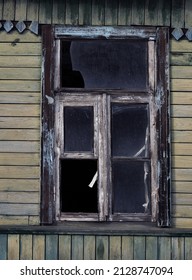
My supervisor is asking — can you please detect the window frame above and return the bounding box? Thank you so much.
[41,25,170,227]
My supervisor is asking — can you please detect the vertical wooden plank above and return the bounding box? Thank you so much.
[8,234,20,260]
[3,0,15,20]
[158,0,171,26]
[59,235,71,260]
[79,0,92,25]
[52,0,66,24]
[96,236,108,260]
[105,0,118,26]
[122,236,134,260]
[71,235,84,260]
[109,236,121,260]
[65,0,79,25]
[84,235,96,260]
[20,234,32,260]
[158,237,171,259]
[146,236,158,260]
[185,237,192,260]
[92,0,105,25]
[27,0,39,21]
[0,234,7,260]
[185,0,192,28]
[118,0,132,26]
[39,0,53,24]
[133,236,145,260]
[145,0,159,26]
[33,235,45,260]
[132,0,145,25]
[15,0,27,21]
[171,0,185,28]
[45,235,58,260]
[172,237,184,260]
[0,0,3,19]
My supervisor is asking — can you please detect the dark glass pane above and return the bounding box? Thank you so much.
[112,161,150,213]
[61,40,147,89]
[112,104,149,157]
[60,159,98,213]
[64,106,94,152]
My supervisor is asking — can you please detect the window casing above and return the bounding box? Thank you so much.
[41,26,170,226]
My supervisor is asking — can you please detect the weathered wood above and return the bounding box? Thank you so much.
[171,39,192,52]
[0,191,39,203]
[132,0,145,25]
[65,0,79,25]
[171,105,192,117]
[45,235,58,260]
[0,30,41,43]
[171,79,192,91]
[39,0,52,24]
[133,236,145,260]
[171,66,192,79]
[172,169,192,181]
[71,235,83,260]
[0,117,39,129]
[0,153,39,166]
[20,234,32,260]
[171,0,185,28]
[172,118,192,130]
[172,205,192,217]
[0,55,41,68]
[0,92,40,104]
[0,141,39,153]
[92,0,105,25]
[172,131,192,143]
[171,92,192,105]
[0,68,40,80]
[158,237,171,259]
[172,237,184,259]
[59,235,71,260]
[0,104,40,116]
[33,235,45,260]
[172,156,192,168]
[172,218,192,228]
[8,234,20,260]
[52,0,66,24]
[84,235,96,260]
[158,0,170,26]
[0,129,40,141]
[0,43,41,56]
[2,0,15,20]
[172,143,192,156]
[0,166,40,179]
[109,236,121,260]
[15,0,27,21]
[105,0,118,26]
[121,236,133,260]
[0,81,41,92]
[185,0,192,28]
[96,236,108,260]
[27,0,39,21]
[79,0,92,25]
[145,236,158,259]
[173,193,192,205]
[0,179,39,192]
[145,0,158,26]
[118,0,132,25]
[29,216,39,225]
[172,181,192,193]
[0,204,39,215]
[171,53,192,66]
[185,237,192,259]
[0,234,7,260]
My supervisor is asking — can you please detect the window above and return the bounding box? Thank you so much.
[41,26,170,227]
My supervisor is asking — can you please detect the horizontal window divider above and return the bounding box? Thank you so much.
[111,157,150,161]
[60,153,97,159]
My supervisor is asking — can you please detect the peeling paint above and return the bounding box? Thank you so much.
[45,95,54,104]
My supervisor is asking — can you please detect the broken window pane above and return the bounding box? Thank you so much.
[112,161,151,214]
[112,104,149,157]
[60,159,98,213]
[64,106,94,152]
[61,40,148,89]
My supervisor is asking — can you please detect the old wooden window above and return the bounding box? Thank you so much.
[41,26,170,227]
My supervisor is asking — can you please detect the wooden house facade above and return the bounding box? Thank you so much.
[1,0,192,259]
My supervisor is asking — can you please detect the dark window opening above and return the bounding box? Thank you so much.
[60,159,98,213]
[61,40,148,90]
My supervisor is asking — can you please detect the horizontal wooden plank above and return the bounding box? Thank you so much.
[171,131,192,143]
[172,205,192,218]
[0,92,40,104]
[29,216,40,225]
[0,215,29,225]
[171,79,192,91]
[0,179,40,192]
[0,204,39,215]
[0,191,39,203]
[172,156,192,168]
[172,193,192,205]
[0,43,41,55]
[171,66,192,79]
[0,129,40,141]
[0,56,41,68]
[172,143,192,156]
[172,218,192,228]
[0,166,40,179]
[171,105,192,117]
[171,39,192,52]
[0,104,40,117]
[0,81,41,92]
[172,181,192,193]
[172,118,192,130]
[0,68,41,80]
[0,30,41,43]
[171,92,192,105]
[171,53,192,66]
[0,153,40,166]
[0,117,39,129]
[172,168,192,181]
[0,141,39,153]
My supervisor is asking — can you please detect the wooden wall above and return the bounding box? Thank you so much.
[1,232,192,260]
[0,0,192,29]
[0,30,41,225]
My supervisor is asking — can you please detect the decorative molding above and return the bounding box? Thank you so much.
[0,21,39,35]
[171,28,184,40]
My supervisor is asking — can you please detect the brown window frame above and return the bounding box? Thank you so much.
[41,25,170,227]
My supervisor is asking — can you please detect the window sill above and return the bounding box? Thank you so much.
[0,222,192,236]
